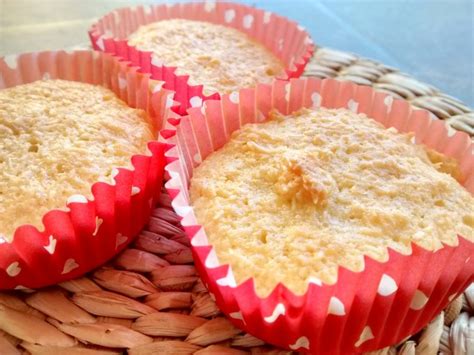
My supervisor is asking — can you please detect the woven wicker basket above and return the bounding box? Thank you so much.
[0,47,472,355]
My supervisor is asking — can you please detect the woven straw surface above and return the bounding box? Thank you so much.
[0,47,473,355]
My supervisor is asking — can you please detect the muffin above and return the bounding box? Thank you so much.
[90,3,314,114]
[189,107,474,296]
[164,75,473,353]
[0,79,153,241]
[127,19,284,95]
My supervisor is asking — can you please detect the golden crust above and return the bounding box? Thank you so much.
[128,19,284,95]
[190,108,474,296]
[0,80,153,240]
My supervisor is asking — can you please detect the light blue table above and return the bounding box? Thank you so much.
[1,0,472,106]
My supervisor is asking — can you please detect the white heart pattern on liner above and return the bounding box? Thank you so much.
[263,11,272,24]
[4,55,18,70]
[216,269,237,287]
[229,91,239,104]
[193,153,202,164]
[377,274,398,296]
[264,303,286,323]
[131,186,141,196]
[384,95,394,109]
[311,92,321,107]
[190,96,203,108]
[165,94,174,108]
[62,258,79,275]
[243,14,254,29]
[347,99,359,113]
[44,235,57,255]
[355,326,374,347]
[6,262,21,277]
[284,83,290,101]
[93,217,103,236]
[410,290,429,310]
[115,233,128,249]
[278,38,284,52]
[118,76,127,89]
[225,9,236,23]
[328,296,346,316]
[289,336,310,350]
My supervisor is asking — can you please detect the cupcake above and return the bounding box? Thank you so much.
[189,107,473,297]
[0,50,174,290]
[163,78,474,353]
[127,19,284,96]
[89,2,314,113]
[0,79,153,241]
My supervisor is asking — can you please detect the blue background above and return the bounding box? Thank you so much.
[237,0,473,106]
[1,0,472,106]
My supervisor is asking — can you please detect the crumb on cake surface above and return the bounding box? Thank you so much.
[128,19,284,95]
[0,79,153,240]
[190,108,474,296]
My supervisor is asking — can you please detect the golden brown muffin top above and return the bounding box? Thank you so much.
[128,19,284,95]
[190,108,473,296]
[0,80,153,240]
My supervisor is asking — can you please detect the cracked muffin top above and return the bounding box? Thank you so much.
[190,107,474,296]
[0,79,153,240]
[128,19,284,95]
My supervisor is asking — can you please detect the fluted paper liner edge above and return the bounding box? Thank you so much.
[88,1,315,115]
[0,50,178,290]
[162,77,474,354]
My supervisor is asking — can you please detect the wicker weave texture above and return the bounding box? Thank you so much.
[0,192,472,355]
[0,47,473,355]
[305,48,474,139]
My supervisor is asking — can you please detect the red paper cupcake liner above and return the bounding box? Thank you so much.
[0,50,177,290]
[161,77,474,354]
[88,1,315,115]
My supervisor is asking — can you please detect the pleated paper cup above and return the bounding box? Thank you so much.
[0,50,177,290]
[88,1,314,115]
[161,77,474,354]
